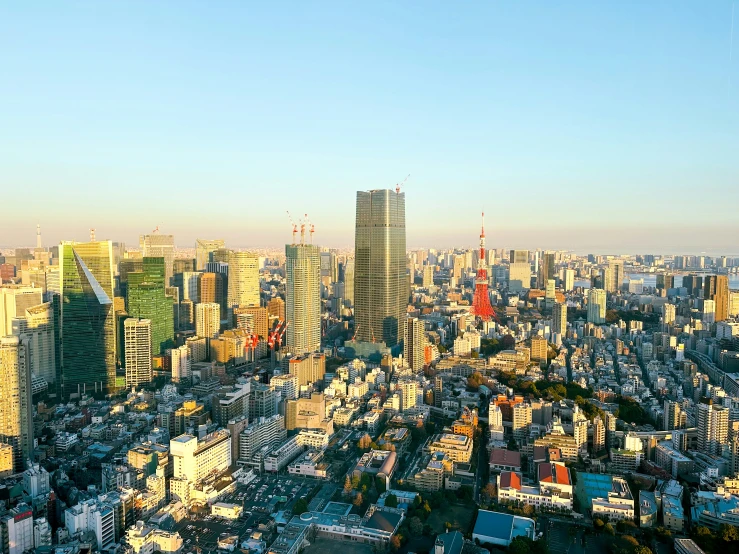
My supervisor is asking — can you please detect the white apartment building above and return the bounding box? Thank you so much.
[125,318,152,388]
[195,302,221,339]
[170,430,231,484]
[65,498,115,550]
[169,345,191,382]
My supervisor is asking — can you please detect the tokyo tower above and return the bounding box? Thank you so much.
[472,212,494,321]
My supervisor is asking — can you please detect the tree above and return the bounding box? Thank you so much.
[390,536,402,552]
[633,547,653,554]
[593,518,604,530]
[482,482,497,501]
[604,523,615,536]
[353,492,364,508]
[719,523,739,542]
[522,504,535,516]
[293,498,309,516]
[376,476,387,494]
[358,434,372,450]
[409,517,424,536]
[385,493,398,508]
[344,475,353,496]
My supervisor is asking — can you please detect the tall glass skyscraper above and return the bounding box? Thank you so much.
[285,243,321,354]
[354,189,406,347]
[126,257,174,355]
[59,240,116,398]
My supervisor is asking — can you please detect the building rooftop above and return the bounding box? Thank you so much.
[473,510,534,542]
[538,463,571,486]
[499,472,522,491]
[489,448,521,467]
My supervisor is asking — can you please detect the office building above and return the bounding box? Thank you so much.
[422,265,433,288]
[227,251,260,312]
[11,301,57,388]
[564,269,575,292]
[284,353,325,387]
[124,318,152,388]
[538,252,555,289]
[59,240,116,398]
[1,504,35,554]
[0,336,33,472]
[587,288,607,324]
[704,275,730,322]
[285,243,321,354]
[268,297,286,321]
[663,303,676,325]
[399,378,418,411]
[171,431,231,480]
[127,257,174,355]
[342,258,354,307]
[140,232,175,286]
[404,317,426,372]
[553,302,567,335]
[195,303,220,339]
[169,345,191,383]
[353,189,406,348]
[0,285,43,337]
[605,260,624,293]
[195,239,225,271]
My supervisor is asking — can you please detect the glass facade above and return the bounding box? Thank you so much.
[126,257,174,355]
[354,189,407,347]
[59,241,117,398]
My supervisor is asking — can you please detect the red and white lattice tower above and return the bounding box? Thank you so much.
[472,212,494,321]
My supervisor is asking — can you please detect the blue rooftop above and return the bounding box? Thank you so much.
[473,511,514,541]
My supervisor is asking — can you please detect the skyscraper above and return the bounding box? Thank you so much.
[126,257,174,355]
[227,251,260,312]
[587,288,607,324]
[354,189,406,348]
[195,239,225,271]
[1,285,43,337]
[0,336,33,472]
[195,303,221,339]
[124,318,152,388]
[342,258,354,307]
[538,251,555,289]
[564,269,575,292]
[59,240,116,398]
[704,275,729,322]
[139,233,175,286]
[604,260,624,293]
[285,243,321,354]
[404,317,426,372]
[11,302,57,388]
[552,302,567,335]
[508,250,530,293]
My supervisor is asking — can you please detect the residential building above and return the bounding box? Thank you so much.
[587,288,606,325]
[195,302,221,339]
[0,336,33,472]
[404,317,426,371]
[124,318,152,388]
[285,242,321,353]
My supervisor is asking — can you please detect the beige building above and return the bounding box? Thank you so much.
[1,285,43,337]
[227,251,260,312]
[195,303,221,339]
[423,433,473,463]
[285,243,321,354]
[0,336,33,472]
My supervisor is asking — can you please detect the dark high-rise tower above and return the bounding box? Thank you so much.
[126,257,174,355]
[704,275,729,322]
[354,189,406,347]
[59,240,116,398]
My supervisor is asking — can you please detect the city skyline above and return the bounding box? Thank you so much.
[2,2,738,252]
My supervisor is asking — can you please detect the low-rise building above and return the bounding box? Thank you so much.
[212,502,243,519]
[423,434,473,463]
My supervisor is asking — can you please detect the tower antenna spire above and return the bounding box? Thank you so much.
[36,224,42,249]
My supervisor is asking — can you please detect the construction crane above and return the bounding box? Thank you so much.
[303,213,315,244]
[351,324,360,342]
[286,211,298,244]
[152,225,160,234]
[395,174,410,194]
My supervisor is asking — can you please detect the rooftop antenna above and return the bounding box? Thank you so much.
[36,224,42,249]
[90,228,96,241]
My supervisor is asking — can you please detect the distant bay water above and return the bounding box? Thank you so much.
[574,273,739,290]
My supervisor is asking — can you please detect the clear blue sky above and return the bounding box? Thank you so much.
[1,1,737,254]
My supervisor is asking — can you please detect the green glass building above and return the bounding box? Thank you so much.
[59,240,117,398]
[126,257,174,355]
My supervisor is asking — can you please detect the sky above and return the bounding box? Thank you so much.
[1,1,738,254]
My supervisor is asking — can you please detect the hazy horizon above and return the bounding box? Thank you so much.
[2,2,738,252]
